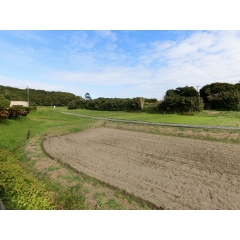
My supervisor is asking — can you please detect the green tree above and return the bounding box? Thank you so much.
[199,82,235,109]
[159,86,204,114]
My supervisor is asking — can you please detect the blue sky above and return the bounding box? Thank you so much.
[1,30,240,100]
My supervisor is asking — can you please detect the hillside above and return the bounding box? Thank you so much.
[0,85,82,106]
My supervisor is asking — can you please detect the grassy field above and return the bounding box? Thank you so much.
[1,106,240,209]
[64,108,240,127]
[0,107,96,152]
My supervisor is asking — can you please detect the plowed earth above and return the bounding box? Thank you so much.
[42,127,240,209]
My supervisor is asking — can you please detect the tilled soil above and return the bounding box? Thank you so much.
[42,127,240,209]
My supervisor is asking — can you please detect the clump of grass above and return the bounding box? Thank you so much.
[138,202,151,210]
[46,166,61,172]
[106,198,123,210]
[114,189,133,204]
[94,192,124,209]
[55,185,85,210]
[94,192,107,199]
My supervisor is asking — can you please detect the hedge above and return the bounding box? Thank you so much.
[0,150,55,210]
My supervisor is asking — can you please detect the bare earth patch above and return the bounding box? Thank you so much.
[42,127,240,210]
[24,132,146,209]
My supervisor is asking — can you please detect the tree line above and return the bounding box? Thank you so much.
[67,86,204,114]
[68,97,158,112]
[1,81,240,119]
[0,85,79,106]
[158,82,240,113]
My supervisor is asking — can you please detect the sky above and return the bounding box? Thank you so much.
[1,30,240,100]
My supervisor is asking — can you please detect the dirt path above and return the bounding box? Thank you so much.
[42,127,240,209]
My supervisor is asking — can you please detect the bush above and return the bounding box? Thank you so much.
[199,82,240,110]
[0,106,31,120]
[68,100,77,109]
[143,105,159,113]
[124,98,141,112]
[158,88,204,114]
[0,99,10,110]
[26,106,37,112]
[207,90,240,110]
[72,97,142,112]
[0,109,10,119]
[0,150,55,210]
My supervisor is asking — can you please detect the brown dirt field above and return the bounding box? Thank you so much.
[42,127,240,210]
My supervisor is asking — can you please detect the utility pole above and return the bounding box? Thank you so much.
[27,86,29,106]
[196,86,201,92]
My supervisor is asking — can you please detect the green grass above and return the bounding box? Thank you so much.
[63,108,240,127]
[46,166,61,172]
[94,192,124,209]
[114,189,134,204]
[0,107,97,151]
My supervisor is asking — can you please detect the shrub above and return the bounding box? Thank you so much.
[143,105,159,113]
[124,98,141,112]
[0,106,30,120]
[158,86,204,114]
[68,100,77,109]
[207,90,240,110]
[0,99,10,110]
[0,109,10,119]
[199,82,240,110]
[0,150,55,210]
[26,106,37,112]
[69,97,159,112]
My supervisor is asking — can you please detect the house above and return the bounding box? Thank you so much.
[10,101,29,107]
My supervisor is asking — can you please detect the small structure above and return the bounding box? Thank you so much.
[85,92,92,100]
[10,101,29,107]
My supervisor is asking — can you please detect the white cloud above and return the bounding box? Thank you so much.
[95,30,117,41]
[43,30,240,98]
[147,31,240,87]
[48,65,152,86]
[6,30,47,43]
